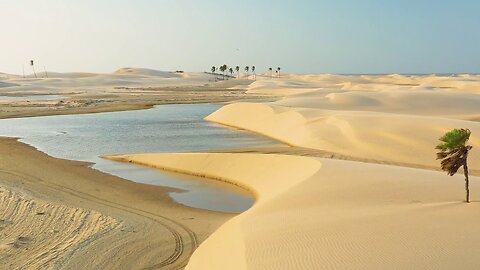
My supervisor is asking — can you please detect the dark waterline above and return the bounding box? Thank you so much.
[0,104,278,213]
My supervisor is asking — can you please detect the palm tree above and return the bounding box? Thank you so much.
[235,66,240,78]
[252,66,256,80]
[223,64,228,79]
[269,67,273,78]
[436,128,473,203]
[219,65,227,80]
[211,66,216,74]
[245,66,249,79]
[277,67,281,78]
[229,67,234,77]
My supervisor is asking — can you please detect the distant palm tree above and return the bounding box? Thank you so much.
[211,66,217,81]
[229,67,234,77]
[223,64,228,79]
[269,67,273,78]
[245,66,250,79]
[219,65,227,80]
[252,66,256,80]
[277,67,281,78]
[235,66,240,78]
[436,128,473,203]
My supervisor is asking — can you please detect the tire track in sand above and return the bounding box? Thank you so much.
[0,169,198,269]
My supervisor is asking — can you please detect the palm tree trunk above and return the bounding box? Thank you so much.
[464,158,470,203]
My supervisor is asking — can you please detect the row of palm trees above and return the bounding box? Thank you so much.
[210,65,282,80]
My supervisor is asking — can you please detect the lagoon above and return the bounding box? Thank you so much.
[0,104,277,212]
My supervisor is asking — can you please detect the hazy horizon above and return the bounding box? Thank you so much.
[2,0,479,75]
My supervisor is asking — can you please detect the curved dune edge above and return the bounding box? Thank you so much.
[205,102,480,170]
[103,152,480,269]
[102,153,322,269]
[102,153,322,205]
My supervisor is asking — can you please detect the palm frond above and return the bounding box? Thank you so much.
[438,147,468,176]
[436,128,471,152]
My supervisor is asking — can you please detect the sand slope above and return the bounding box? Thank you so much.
[105,153,480,270]
[206,102,480,170]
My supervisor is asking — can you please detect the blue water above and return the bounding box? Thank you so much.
[0,104,277,213]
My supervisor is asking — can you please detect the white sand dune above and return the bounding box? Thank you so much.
[251,74,480,95]
[104,153,480,270]
[0,68,214,95]
[113,67,181,78]
[206,102,480,170]
[205,73,480,171]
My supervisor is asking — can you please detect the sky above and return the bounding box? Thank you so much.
[1,0,479,74]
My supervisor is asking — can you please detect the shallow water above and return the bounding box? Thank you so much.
[0,95,64,101]
[0,104,277,213]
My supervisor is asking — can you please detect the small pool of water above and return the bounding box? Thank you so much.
[0,104,278,213]
[0,95,64,101]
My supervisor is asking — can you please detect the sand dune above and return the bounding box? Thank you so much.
[250,74,480,95]
[276,90,480,118]
[0,68,214,95]
[206,102,480,170]
[205,73,480,172]
[104,153,480,269]
[114,67,181,78]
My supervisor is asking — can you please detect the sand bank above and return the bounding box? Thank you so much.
[0,138,231,269]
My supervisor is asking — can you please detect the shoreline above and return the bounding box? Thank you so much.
[0,137,232,269]
[0,80,279,120]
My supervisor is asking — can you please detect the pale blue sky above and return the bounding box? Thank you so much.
[1,0,479,74]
